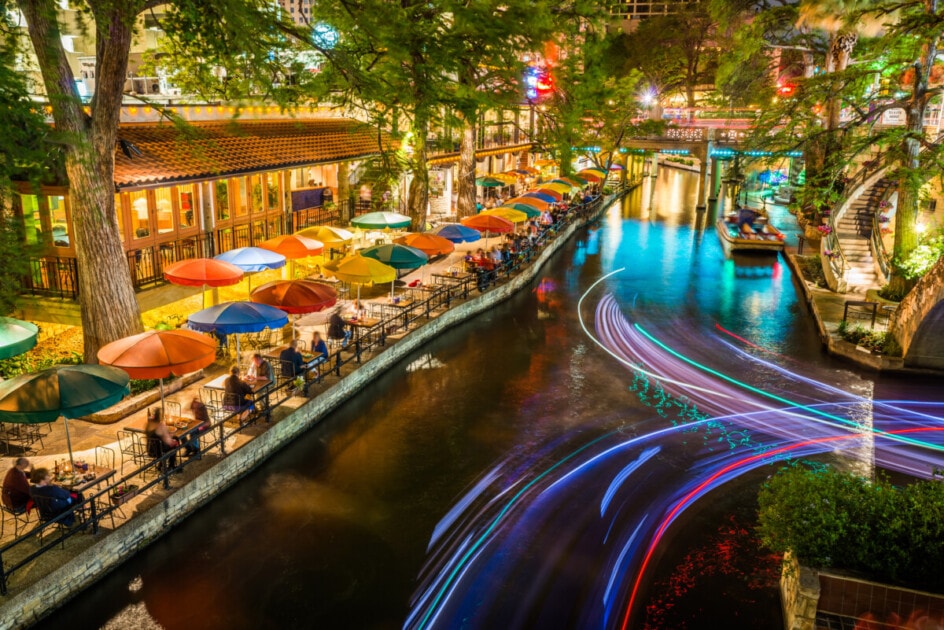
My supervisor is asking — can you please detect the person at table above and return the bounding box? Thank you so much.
[146,407,180,471]
[29,468,81,527]
[311,331,329,359]
[185,397,211,457]
[327,312,346,343]
[247,353,272,382]
[2,457,32,513]
[224,365,255,422]
[279,339,307,380]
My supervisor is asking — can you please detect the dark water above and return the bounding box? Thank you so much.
[37,170,941,630]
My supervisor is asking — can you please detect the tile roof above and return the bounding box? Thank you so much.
[113,118,390,190]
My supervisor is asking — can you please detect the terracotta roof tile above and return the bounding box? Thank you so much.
[113,118,391,190]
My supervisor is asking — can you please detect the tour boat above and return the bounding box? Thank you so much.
[716,210,786,256]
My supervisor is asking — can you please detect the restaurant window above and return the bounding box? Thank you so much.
[215,180,229,221]
[200,181,213,227]
[155,187,174,234]
[266,172,281,212]
[48,195,71,247]
[130,190,150,238]
[235,177,250,217]
[250,175,264,214]
[114,193,125,243]
[177,184,196,229]
[20,194,41,245]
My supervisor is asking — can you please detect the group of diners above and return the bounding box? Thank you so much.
[2,457,84,527]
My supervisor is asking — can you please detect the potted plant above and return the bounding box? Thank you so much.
[110,483,140,505]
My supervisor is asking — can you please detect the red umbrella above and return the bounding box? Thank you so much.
[393,233,456,257]
[461,214,515,234]
[97,329,217,414]
[250,280,338,314]
[163,258,244,287]
[258,234,324,259]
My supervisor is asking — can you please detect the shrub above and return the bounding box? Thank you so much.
[836,321,890,353]
[758,465,944,590]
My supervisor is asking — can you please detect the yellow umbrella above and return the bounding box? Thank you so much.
[297,225,354,246]
[480,207,528,223]
[486,173,518,184]
[323,254,397,302]
[540,182,573,194]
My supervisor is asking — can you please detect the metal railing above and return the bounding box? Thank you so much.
[825,157,887,281]
[20,257,79,300]
[0,190,614,595]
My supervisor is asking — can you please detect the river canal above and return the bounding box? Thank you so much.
[40,168,944,629]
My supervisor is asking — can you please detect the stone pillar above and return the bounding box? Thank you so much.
[337,161,351,223]
[780,552,820,630]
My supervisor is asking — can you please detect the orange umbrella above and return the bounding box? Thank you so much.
[250,279,338,314]
[534,188,563,201]
[460,214,515,234]
[259,234,324,259]
[97,329,217,414]
[393,233,456,257]
[506,196,550,211]
[163,258,244,287]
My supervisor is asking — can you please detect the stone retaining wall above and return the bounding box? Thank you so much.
[0,197,619,630]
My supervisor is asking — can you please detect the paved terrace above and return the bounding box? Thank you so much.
[0,192,621,611]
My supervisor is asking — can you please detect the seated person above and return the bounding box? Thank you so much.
[247,353,272,382]
[29,468,81,527]
[2,457,32,513]
[185,397,212,456]
[224,365,255,422]
[145,407,180,471]
[311,331,329,359]
[327,312,347,345]
[279,339,306,377]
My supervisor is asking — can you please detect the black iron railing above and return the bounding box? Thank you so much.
[20,257,79,300]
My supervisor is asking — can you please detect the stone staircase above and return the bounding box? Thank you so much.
[835,177,891,290]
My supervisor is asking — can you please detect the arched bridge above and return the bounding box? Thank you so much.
[889,257,944,370]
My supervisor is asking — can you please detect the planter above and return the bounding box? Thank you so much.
[110,485,139,506]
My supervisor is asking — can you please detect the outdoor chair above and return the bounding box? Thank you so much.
[163,400,182,419]
[0,489,33,539]
[117,429,149,474]
[31,494,79,548]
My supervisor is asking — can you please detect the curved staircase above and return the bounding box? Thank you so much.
[834,177,891,291]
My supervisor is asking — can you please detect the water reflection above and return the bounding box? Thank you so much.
[38,169,940,630]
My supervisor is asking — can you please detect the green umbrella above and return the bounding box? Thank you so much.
[0,364,131,469]
[498,203,541,218]
[475,177,506,188]
[350,211,412,230]
[360,243,429,270]
[0,317,39,360]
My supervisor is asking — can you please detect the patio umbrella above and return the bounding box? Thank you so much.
[497,204,541,219]
[0,364,130,470]
[507,196,549,211]
[434,223,481,244]
[475,176,506,188]
[486,173,518,184]
[214,247,286,292]
[556,175,588,186]
[250,279,338,314]
[550,179,581,189]
[534,188,563,201]
[361,243,429,270]
[323,254,397,302]
[461,214,514,234]
[577,168,608,181]
[480,207,528,223]
[394,233,455,257]
[522,192,557,204]
[298,225,354,259]
[522,166,540,174]
[97,329,217,415]
[540,182,573,195]
[188,301,289,370]
[163,258,245,308]
[350,211,412,230]
[609,163,625,171]
[505,169,529,176]
[259,234,324,259]
[0,317,39,360]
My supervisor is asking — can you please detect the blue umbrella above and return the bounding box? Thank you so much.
[188,302,289,369]
[523,192,557,204]
[214,247,286,273]
[434,223,481,244]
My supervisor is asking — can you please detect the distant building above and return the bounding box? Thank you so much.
[277,0,315,25]
[610,0,702,19]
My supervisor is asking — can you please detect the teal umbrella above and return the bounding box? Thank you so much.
[499,203,541,218]
[0,317,39,360]
[0,364,131,469]
[360,243,429,270]
[475,176,506,187]
[350,211,412,230]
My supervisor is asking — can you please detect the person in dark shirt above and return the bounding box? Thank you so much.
[2,458,31,512]
[224,365,254,422]
[279,339,306,379]
[29,468,80,526]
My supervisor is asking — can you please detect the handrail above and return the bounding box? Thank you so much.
[870,187,895,281]
[0,189,617,596]
[825,157,886,282]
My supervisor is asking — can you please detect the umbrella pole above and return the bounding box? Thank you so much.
[63,417,76,472]
[236,335,241,372]
[160,378,166,417]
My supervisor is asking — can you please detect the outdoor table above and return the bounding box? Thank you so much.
[431,272,472,300]
[202,375,272,414]
[56,464,115,495]
[343,316,383,362]
[264,346,326,381]
[380,297,415,330]
[127,416,202,440]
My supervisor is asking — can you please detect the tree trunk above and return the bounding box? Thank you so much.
[19,0,143,361]
[559,144,574,177]
[456,122,477,219]
[337,161,350,222]
[407,120,429,232]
